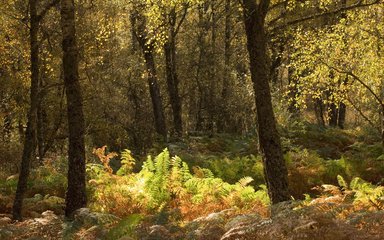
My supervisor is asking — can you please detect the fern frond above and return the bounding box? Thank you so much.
[237,176,254,188]
[337,175,348,190]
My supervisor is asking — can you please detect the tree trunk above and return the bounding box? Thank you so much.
[131,11,167,140]
[37,83,45,162]
[338,102,346,129]
[12,0,39,221]
[207,1,217,133]
[218,0,232,132]
[328,103,338,127]
[61,0,87,217]
[164,12,183,137]
[242,0,290,204]
[143,50,167,139]
[314,98,326,127]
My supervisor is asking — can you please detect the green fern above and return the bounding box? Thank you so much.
[116,149,135,176]
[337,175,348,190]
[106,214,143,240]
[237,176,254,188]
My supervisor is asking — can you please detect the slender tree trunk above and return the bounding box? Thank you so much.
[131,11,167,140]
[61,0,87,217]
[195,5,207,132]
[143,50,167,139]
[37,82,45,162]
[164,12,183,137]
[338,102,346,129]
[218,0,232,132]
[13,0,39,220]
[314,98,326,127]
[328,103,338,127]
[242,0,290,204]
[207,1,217,133]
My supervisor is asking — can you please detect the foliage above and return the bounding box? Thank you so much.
[315,175,384,210]
[206,155,264,186]
[0,158,67,198]
[87,147,268,219]
[105,214,143,240]
[290,4,384,131]
[93,146,118,174]
[116,149,136,176]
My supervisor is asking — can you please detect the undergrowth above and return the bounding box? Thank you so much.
[87,147,269,220]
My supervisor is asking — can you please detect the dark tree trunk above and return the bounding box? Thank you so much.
[218,0,232,132]
[143,50,167,140]
[207,1,217,133]
[328,103,338,127]
[61,0,87,217]
[194,5,208,132]
[131,11,167,140]
[314,98,326,127]
[164,11,183,137]
[242,0,290,204]
[381,106,384,146]
[12,0,39,221]
[37,80,45,162]
[338,102,346,129]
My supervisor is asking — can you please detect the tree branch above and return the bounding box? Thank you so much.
[346,97,379,131]
[321,60,384,108]
[270,0,382,32]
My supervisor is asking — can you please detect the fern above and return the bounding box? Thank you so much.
[337,175,348,190]
[237,176,254,188]
[117,149,135,176]
[106,214,143,240]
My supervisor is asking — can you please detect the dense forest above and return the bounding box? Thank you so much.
[1,0,384,239]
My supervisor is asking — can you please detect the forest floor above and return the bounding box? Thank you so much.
[0,211,64,240]
[1,124,384,239]
[1,201,384,240]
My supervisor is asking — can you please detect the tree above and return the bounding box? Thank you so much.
[131,8,167,140]
[12,0,40,221]
[163,5,188,137]
[60,0,87,217]
[290,2,384,139]
[13,0,59,221]
[241,0,290,204]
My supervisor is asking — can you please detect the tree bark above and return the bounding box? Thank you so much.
[37,80,45,162]
[314,98,326,127]
[338,102,346,129]
[131,11,167,140]
[218,0,232,132]
[242,0,290,204]
[13,0,39,221]
[328,102,338,127]
[144,50,167,140]
[61,0,87,217]
[164,10,183,137]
